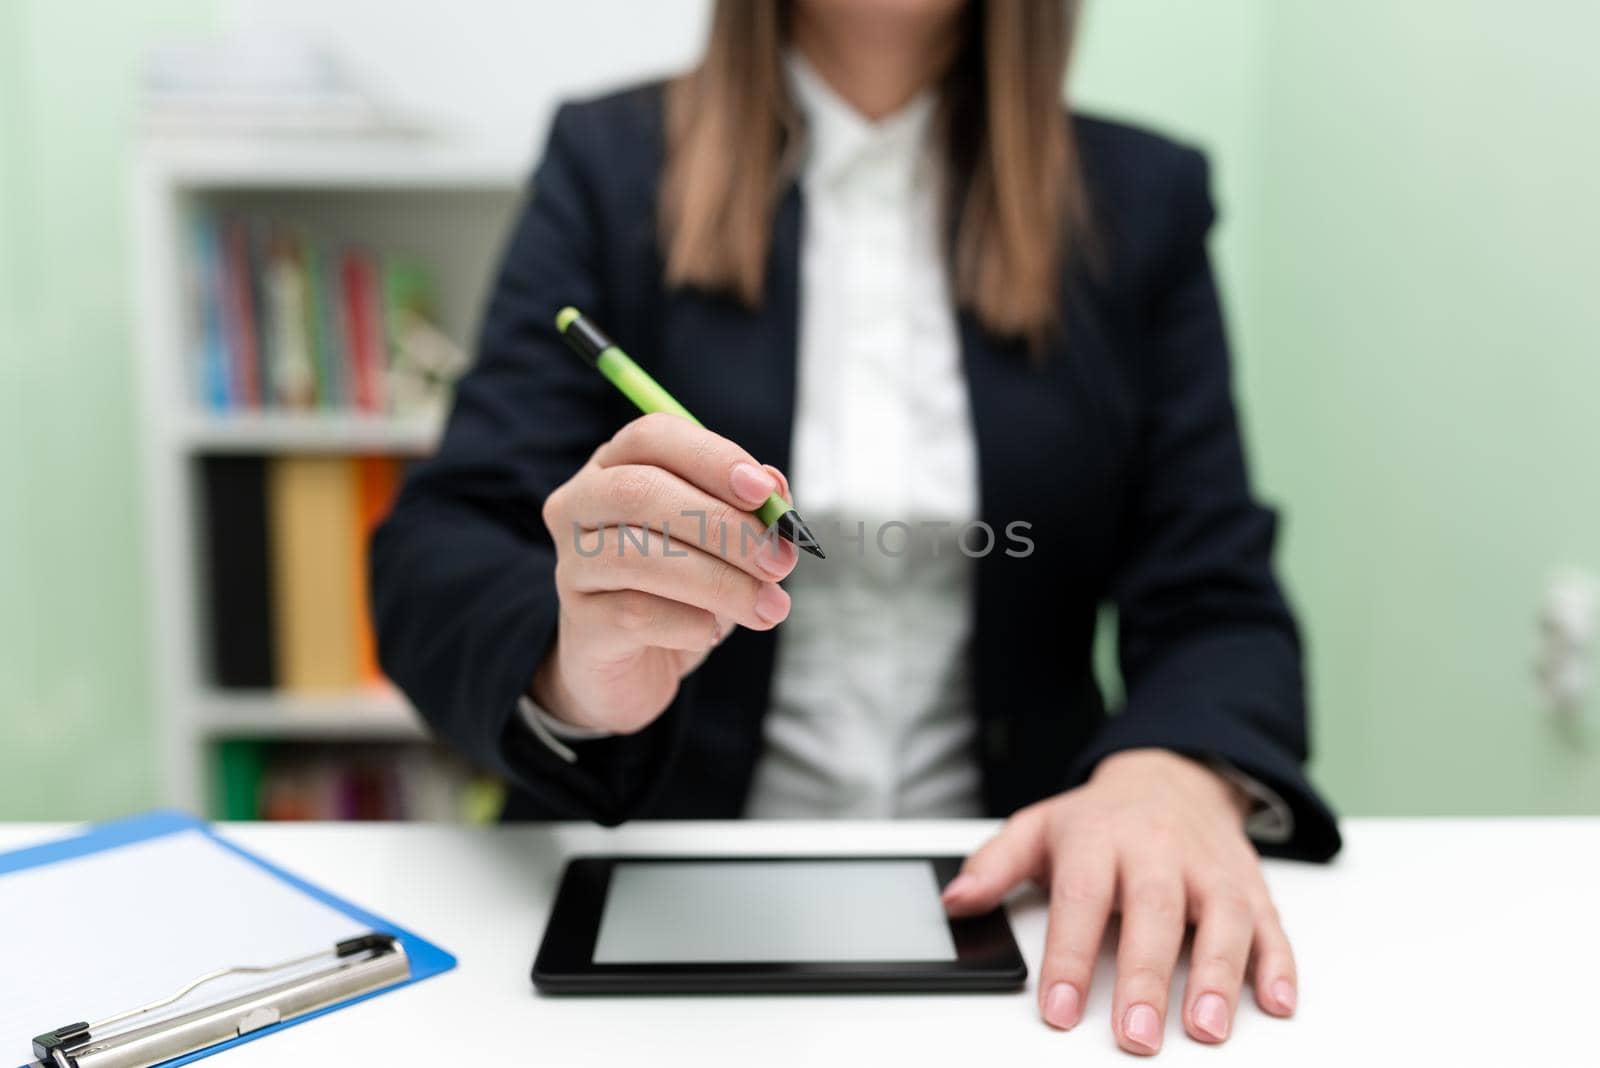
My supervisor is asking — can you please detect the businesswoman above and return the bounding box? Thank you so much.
[374,0,1339,1054]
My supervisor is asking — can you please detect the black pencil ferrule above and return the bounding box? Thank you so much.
[559,313,612,366]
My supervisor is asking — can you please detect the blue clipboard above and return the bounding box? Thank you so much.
[2,810,455,1068]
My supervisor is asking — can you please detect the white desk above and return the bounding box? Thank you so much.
[4,819,1595,1065]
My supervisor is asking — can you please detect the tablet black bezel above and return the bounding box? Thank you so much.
[532,855,1027,994]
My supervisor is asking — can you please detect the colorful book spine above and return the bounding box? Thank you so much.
[201,456,277,688]
[192,213,456,416]
[265,229,316,409]
[215,741,266,820]
[248,220,274,404]
[338,251,367,411]
[222,220,262,408]
[266,457,361,692]
[205,454,402,694]
[352,456,402,685]
[243,747,499,821]
[193,217,232,410]
[305,243,342,409]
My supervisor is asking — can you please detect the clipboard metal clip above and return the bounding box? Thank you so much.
[31,933,410,1068]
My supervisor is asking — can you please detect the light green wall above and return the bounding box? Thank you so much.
[1074,0,1268,376]
[0,0,216,819]
[1078,0,1600,816]
[1,1,1595,820]
[1254,1,1600,814]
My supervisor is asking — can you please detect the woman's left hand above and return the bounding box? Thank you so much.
[941,748,1297,1055]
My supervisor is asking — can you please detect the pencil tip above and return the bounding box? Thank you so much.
[773,510,826,560]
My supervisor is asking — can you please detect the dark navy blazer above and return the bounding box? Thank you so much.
[372,84,1341,861]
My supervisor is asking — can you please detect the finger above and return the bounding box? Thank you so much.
[571,589,720,656]
[1036,839,1115,1031]
[1113,864,1187,1055]
[561,526,791,631]
[941,804,1047,917]
[595,412,780,510]
[1181,885,1254,1044]
[1250,900,1298,1018]
[557,464,797,581]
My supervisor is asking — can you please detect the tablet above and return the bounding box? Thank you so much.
[533,855,1026,993]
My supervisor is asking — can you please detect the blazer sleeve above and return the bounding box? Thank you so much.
[1067,148,1342,861]
[370,103,688,824]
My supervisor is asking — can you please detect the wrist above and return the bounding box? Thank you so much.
[1092,748,1252,824]
[529,638,600,732]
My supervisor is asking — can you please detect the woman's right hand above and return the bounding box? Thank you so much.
[532,412,798,733]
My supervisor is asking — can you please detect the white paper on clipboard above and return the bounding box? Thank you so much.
[0,829,368,1051]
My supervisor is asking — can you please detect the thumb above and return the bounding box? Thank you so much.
[942,805,1048,917]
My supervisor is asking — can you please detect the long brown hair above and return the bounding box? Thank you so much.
[660,0,1088,342]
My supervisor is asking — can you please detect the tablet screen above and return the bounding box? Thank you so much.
[593,860,958,964]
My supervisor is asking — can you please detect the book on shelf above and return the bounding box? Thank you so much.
[188,212,467,420]
[201,457,277,688]
[191,216,232,409]
[268,457,362,690]
[202,454,405,693]
[353,455,401,684]
[223,219,263,407]
[263,227,316,408]
[214,741,504,823]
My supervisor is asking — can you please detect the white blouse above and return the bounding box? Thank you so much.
[744,54,983,818]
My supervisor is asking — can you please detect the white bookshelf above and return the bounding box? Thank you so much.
[194,689,430,741]
[177,412,442,454]
[132,134,523,816]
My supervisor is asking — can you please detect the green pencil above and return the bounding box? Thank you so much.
[555,306,824,560]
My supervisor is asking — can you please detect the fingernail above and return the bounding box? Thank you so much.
[754,583,790,625]
[730,462,778,506]
[941,873,977,900]
[1192,992,1229,1041]
[1043,982,1081,1030]
[756,536,796,578]
[1272,978,1297,1013]
[1123,1003,1161,1053]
